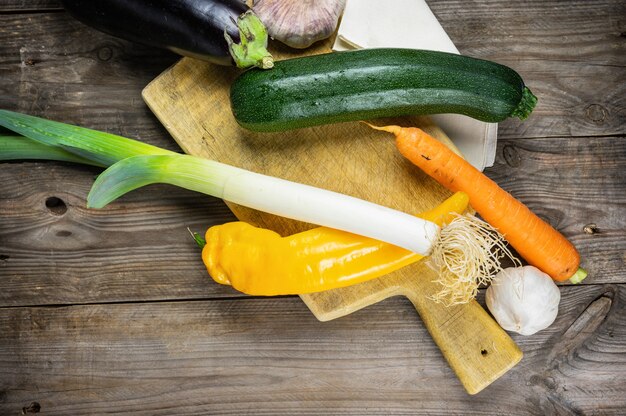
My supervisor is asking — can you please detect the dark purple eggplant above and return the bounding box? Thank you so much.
[61,0,273,69]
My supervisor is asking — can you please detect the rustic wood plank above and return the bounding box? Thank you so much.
[0,161,238,307]
[0,0,61,12]
[0,13,180,152]
[487,136,626,285]
[0,4,623,143]
[0,285,623,415]
[0,2,623,413]
[429,0,626,139]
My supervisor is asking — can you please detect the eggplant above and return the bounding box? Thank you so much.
[61,0,274,69]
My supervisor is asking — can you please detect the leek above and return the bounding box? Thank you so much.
[0,134,101,166]
[88,154,440,254]
[0,110,173,165]
[0,110,439,255]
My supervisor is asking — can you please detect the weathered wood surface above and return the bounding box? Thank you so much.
[0,162,238,307]
[0,0,61,12]
[489,136,626,284]
[0,0,625,414]
[0,285,624,415]
[430,0,626,139]
[0,13,180,152]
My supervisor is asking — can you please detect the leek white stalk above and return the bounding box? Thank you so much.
[87,154,441,255]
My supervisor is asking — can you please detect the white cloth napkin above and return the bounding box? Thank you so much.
[333,0,497,171]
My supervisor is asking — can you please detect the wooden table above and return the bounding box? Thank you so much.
[1,1,624,414]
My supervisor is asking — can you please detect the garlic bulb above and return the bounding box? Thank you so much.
[486,266,561,336]
[252,0,347,49]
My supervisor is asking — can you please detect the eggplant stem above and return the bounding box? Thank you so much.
[226,10,274,69]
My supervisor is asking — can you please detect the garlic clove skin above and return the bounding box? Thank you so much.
[252,0,347,49]
[486,266,561,336]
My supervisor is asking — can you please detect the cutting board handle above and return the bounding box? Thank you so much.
[402,269,522,395]
[301,264,522,394]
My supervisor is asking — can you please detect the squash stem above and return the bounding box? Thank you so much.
[512,87,538,120]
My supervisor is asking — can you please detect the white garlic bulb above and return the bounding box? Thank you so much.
[486,266,561,336]
[252,0,347,49]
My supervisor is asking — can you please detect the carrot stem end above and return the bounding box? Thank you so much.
[569,267,588,284]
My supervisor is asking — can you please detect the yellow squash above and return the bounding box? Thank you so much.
[202,192,469,295]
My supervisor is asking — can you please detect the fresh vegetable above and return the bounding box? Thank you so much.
[0,110,512,303]
[252,0,346,49]
[368,124,587,285]
[202,192,469,295]
[0,134,98,166]
[61,0,274,69]
[230,48,538,132]
[486,266,561,336]
[86,153,442,255]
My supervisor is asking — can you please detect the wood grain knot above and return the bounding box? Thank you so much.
[528,374,556,390]
[502,145,521,168]
[0,254,9,262]
[22,402,40,414]
[45,197,67,216]
[528,374,541,386]
[585,104,608,124]
[583,223,599,234]
[542,376,557,390]
[97,46,114,62]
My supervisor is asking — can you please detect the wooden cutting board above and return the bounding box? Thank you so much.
[142,42,522,394]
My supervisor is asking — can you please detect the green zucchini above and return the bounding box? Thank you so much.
[230,48,537,132]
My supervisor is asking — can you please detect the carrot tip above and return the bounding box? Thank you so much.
[569,267,588,284]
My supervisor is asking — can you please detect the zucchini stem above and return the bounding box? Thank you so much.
[226,10,274,70]
[512,87,538,120]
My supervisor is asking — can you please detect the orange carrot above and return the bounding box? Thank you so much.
[369,124,585,283]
